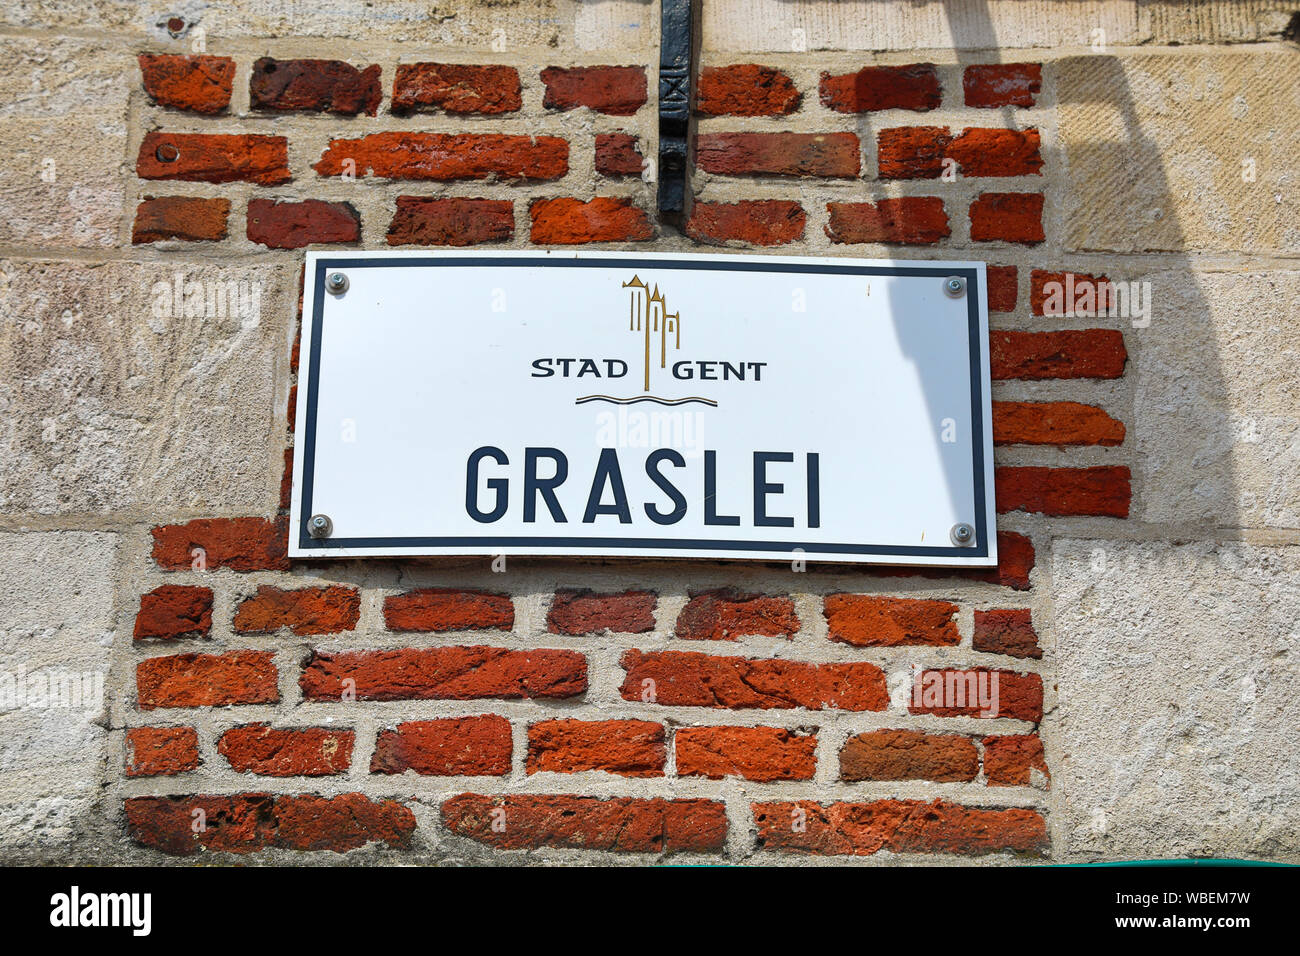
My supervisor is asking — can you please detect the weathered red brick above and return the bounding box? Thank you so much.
[314,132,568,181]
[674,589,798,640]
[754,799,1047,856]
[370,716,513,776]
[384,588,514,632]
[620,650,888,711]
[151,517,289,572]
[300,646,587,702]
[218,724,353,777]
[137,132,290,185]
[990,329,1127,380]
[826,198,950,244]
[134,585,213,641]
[386,196,514,246]
[696,64,801,116]
[993,400,1126,446]
[697,132,860,177]
[685,200,806,246]
[392,63,521,114]
[820,64,941,112]
[527,719,665,777]
[234,585,360,636]
[540,65,647,115]
[996,465,1131,517]
[867,530,1035,591]
[986,264,1018,312]
[137,651,278,710]
[983,734,1050,786]
[947,128,1043,177]
[547,589,655,634]
[840,730,979,782]
[251,57,381,115]
[139,53,234,113]
[824,594,959,647]
[876,126,951,179]
[441,794,726,853]
[529,197,653,244]
[126,726,199,777]
[1030,270,1113,316]
[246,198,360,249]
[964,63,1042,108]
[973,608,1042,660]
[969,192,1045,243]
[132,196,230,243]
[676,726,816,781]
[595,133,645,177]
[908,669,1043,721]
[126,793,414,855]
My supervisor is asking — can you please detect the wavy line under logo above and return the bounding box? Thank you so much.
[575,394,718,407]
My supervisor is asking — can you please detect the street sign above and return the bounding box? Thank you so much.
[290,250,996,565]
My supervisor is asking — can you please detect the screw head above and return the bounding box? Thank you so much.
[154,142,179,163]
[308,514,333,539]
[944,276,966,298]
[950,523,975,546]
[325,272,349,295]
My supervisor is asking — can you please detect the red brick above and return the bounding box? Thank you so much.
[132,196,230,243]
[973,609,1042,659]
[547,589,655,634]
[674,589,798,640]
[279,447,293,512]
[824,594,959,647]
[247,198,359,249]
[595,133,645,177]
[753,799,1047,856]
[314,132,568,181]
[867,530,1035,591]
[137,651,278,710]
[137,132,290,185]
[139,53,234,113]
[909,669,1043,721]
[384,588,514,633]
[826,198,949,244]
[218,724,353,776]
[964,63,1042,108]
[676,726,816,781]
[1030,270,1113,316]
[251,57,381,115]
[126,727,199,777]
[527,719,665,777]
[540,65,647,115]
[696,64,801,116]
[876,126,951,179]
[300,646,587,702]
[370,716,512,776]
[969,192,1045,243]
[819,64,941,113]
[126,793,414,855]
[990,329,1127,380]
[392,63,521,115]
[151,517,289,572]
[947,128,1043,177]
[529,197,653,244]
[134,585,213,641]
[993,400,1126,446]
[685,200,806,247]
[986,264,1018,312]
[386,196,514,246]
[840,730,979,782]
[983,734,1050,786]
[441,794,726,853]
[619,650,888,712]
[996,465,1131,517]
[234,585,361,636]
[286,385,297,432]
[697,132,860,177]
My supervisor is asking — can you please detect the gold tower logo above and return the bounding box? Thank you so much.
[622,274,680,392]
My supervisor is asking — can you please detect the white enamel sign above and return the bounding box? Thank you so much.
[290,250,996,566]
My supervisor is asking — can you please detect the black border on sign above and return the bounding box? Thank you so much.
[298,256,989,561]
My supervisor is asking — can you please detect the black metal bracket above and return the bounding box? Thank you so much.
[657,0,693,223]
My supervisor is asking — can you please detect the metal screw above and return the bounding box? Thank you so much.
[308,514,333,539]
[944,276,966,298]
[325,272,349,295]
[950,523,975,546]
[155,142,179,163]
